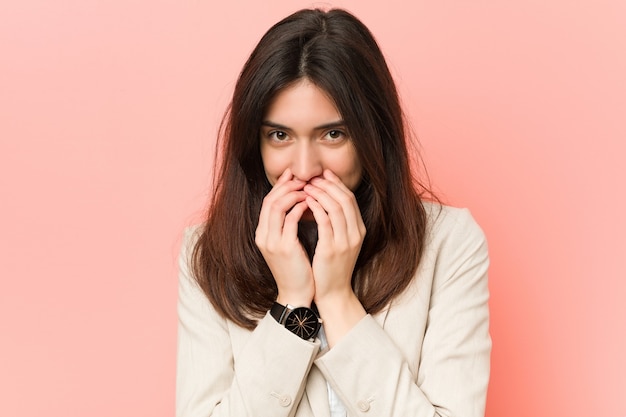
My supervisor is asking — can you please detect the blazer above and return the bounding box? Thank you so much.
[176,203,491,417]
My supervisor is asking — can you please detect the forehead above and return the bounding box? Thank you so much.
[264,80,342,126]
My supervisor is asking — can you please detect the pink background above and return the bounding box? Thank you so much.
[1,1,624,416]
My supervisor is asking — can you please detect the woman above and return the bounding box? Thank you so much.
[177,8,490,417]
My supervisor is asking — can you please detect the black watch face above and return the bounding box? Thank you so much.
[285,307,320,339]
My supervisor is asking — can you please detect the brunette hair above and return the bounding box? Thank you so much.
[192,8,429,329]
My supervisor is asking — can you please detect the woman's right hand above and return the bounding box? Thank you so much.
[255,169,315,307]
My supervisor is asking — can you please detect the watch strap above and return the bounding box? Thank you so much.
[270,302,290,324]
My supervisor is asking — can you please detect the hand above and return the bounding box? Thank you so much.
[303,169,367,306]
[255,169,315,307]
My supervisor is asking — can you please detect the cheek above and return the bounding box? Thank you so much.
[345,161,363,190]
[327,150,362,190]
[260,149,285,185]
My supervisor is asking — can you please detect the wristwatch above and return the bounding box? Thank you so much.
[270,302,322,340]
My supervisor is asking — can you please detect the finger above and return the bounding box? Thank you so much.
[276,167,293,184]
[314,170,357,212]
[303,183,348,242]
[306,195,335,246]
[257,172,304,238]
[282,200,309,239]
[265,189,306,237]
[310,170,364,236]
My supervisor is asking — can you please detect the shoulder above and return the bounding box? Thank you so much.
[178,224,205,266]
[419,201,489,288]
[177,224,205,298]
[181,223,204,248]
[422,201,487,250]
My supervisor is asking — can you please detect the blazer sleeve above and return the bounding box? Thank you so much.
[176,227,321,417]
[314,208,491,417]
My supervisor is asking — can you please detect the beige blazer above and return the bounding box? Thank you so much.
[176,204,491,417]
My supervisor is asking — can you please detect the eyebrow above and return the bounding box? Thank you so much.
[261,120,346,131]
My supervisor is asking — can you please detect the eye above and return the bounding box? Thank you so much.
[324,129,346,141]
[268,130,289,142]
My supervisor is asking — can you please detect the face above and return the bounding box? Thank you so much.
[260,79,362,190]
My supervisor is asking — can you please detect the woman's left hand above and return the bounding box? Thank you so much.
[304,169,367,346]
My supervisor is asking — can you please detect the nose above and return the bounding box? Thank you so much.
[291,141,323,182]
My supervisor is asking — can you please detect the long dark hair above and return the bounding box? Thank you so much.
[192,8,429,329]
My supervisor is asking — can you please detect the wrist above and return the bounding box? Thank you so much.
[276,293,313,308]
[314,289,362,315]
[314,291,365,348]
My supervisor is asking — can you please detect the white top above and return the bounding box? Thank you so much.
[317,326,347,417]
